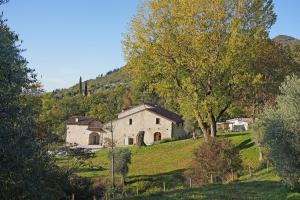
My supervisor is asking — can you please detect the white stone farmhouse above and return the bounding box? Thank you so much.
[103,104,186,146]
[66,103,186,147]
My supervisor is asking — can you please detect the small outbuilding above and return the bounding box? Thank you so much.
[65,116,106,147]
[217,118,253,132]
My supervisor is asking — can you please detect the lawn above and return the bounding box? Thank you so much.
[121,181,300,200]
[56,132,300,199]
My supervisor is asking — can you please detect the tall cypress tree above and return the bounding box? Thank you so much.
[84,80,88,96]
[79,76,82,95]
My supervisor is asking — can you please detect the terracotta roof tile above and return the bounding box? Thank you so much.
[147,106,184,123]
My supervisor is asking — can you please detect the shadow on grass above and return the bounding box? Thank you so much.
[125,169,186,194]
[122,181,300,200]
[75,166,106,174]
[235,138,255,151]
[222,132,249,138]
[127,169,185,184]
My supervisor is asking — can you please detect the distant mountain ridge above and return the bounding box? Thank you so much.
[273,35,300,46]
[273,35,300,64]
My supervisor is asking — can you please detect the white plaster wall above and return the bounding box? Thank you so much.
[228,121,248,131]
[66,125,89,145]
[66,125,108,146]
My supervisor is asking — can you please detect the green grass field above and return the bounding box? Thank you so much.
[56,132,300,199]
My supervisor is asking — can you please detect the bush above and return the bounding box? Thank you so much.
[108,148,132,186]
[185,138,242,186]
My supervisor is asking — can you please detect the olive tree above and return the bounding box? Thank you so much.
[254,76,300,189]
[108,148,132,186]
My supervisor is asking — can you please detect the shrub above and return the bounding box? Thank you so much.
[108,148,132,186]
[185,138,242,186]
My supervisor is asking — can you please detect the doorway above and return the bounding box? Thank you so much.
[154,132,161,142]
[89,132,100,145]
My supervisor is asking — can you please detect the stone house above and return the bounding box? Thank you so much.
[65,116,106,146]
[66,104,186,147]
[102,104,186,146]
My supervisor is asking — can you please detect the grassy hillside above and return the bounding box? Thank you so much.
[57,132,259,179]
[122,180,300,200]
[51,67,130,98]
[55,132,300,199]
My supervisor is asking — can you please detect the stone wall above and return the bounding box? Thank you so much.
[66,125,106,146]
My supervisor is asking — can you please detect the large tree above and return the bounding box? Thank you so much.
[243,40,299,121]
[123,0,276,138]
[0,9,68,199]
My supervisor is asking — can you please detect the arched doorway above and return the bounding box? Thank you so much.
[154,132,161,142]
[89,132,100,145]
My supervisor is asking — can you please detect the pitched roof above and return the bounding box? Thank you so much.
[65,116,95,125]
[87,120,105,132]
[146,106,184,123]
[103,104,184,125]
[66,116,105,132]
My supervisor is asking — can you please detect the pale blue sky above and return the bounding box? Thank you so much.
[1,0,299,91]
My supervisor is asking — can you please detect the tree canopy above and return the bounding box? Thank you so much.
[0,12,66,199]
[123,0,278,138]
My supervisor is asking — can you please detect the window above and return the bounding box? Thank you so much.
[156,118,160,124]
[129,118,132,125]
[128,138,134,145]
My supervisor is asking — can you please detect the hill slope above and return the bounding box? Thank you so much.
[57,132,299,199]
[273,35,300,46]
[273,35,300,63]
[51,67,130,98]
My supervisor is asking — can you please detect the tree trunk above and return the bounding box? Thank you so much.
[209,112,217,137]
[195,116,210,140]
[120,175,125,186]
[192,131,196,140]
[252,87,257,122]
[210,123,217,138]
[258,146,263,161]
